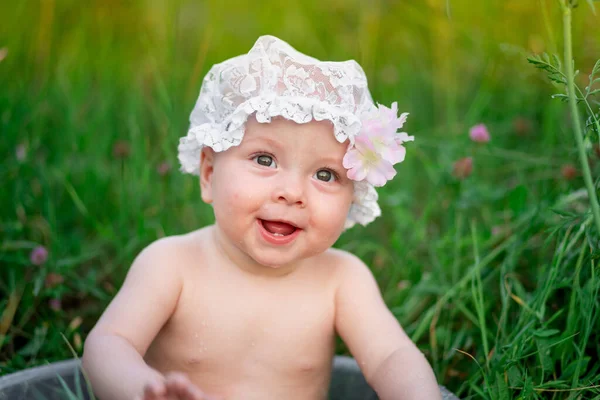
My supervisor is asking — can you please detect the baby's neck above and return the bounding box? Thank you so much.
[210,225,304,278]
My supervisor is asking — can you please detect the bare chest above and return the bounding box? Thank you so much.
[147,266,337,385]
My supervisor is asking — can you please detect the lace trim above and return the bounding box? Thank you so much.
[346,181,381,229]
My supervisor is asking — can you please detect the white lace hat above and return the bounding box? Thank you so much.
[178,35,382,228]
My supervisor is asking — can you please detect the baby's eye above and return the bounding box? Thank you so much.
[314,169,336,182]
[254,154,277,168]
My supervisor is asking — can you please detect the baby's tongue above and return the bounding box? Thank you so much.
[262,220,296,235]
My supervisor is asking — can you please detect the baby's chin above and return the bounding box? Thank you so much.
[241,245,322,272]
[248,252,305,270]
[256,245,334,269]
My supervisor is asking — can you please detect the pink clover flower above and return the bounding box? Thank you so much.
[469,123,490,143]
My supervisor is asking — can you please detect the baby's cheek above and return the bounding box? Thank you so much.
[315,203,349,243]
[220,181,265,217]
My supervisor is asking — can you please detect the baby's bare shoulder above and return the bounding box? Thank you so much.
[86,229,212,351]
[318,248,371,280]
[137,228,211,266]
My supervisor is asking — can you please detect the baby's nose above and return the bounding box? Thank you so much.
[272,174,306,207]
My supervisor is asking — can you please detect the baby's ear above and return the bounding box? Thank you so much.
[199,147,215,204]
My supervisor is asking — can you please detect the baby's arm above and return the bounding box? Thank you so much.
[82,238,187,400]
[334,252,442,400]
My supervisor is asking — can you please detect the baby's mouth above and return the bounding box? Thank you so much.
[259,219,298,236]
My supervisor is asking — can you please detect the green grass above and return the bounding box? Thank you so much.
[1,1,600,398]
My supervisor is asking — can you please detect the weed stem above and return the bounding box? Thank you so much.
[560,1,600,236]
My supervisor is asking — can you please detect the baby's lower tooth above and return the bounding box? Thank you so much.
[274,233,283,236]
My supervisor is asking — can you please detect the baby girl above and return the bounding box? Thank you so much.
[82,35,442,400]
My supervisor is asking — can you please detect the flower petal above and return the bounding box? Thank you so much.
[380,144,406,164]
[347,164,368,182]
[366,169,387,187]
[396,112,409,129]
[395,131,414,144]
[343,148,362,168]
[354,134,376,153]
[379,160,397,180]
[366,160,396,186]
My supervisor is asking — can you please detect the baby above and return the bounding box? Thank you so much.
[82,35,442,400]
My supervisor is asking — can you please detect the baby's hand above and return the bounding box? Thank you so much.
[138,372,219,400]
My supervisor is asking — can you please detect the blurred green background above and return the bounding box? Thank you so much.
[2,1,600,398]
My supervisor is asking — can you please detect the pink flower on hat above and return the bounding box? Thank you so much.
[343,102,413,187]
[343,136,397,186]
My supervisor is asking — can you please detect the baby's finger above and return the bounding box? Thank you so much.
[143,381,167,399]
[165,373,209,400]
[184,385,222,400]
[164,372,193,395]
[183,384,211,400]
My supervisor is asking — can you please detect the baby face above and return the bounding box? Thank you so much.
[201,116,354,269]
